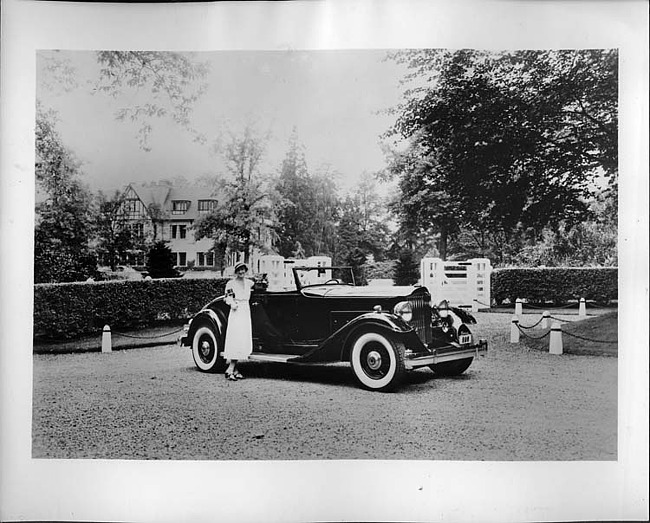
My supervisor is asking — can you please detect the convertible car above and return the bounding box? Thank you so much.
[179,266,487,391]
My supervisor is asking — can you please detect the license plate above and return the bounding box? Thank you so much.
[459,334,471,344]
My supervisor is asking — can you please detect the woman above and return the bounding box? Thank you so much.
[223,261,254,381]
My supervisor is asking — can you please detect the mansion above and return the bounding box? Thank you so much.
[117,183,272,274]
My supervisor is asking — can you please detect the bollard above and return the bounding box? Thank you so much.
[578,298,586,317]
[510,316,520,343]
[101,325,112,353]
[549,321,563,355]
[472,299,479,313]
[541,311,550,329]
[515,298,523,317]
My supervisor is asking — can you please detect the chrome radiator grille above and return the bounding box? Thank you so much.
[408,295,432,343]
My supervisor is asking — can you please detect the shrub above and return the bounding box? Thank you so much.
[146,241,181,278]
[491,267,617,305]
[393,250,420,286]
[34,277,229,340]
[365,260,396,280]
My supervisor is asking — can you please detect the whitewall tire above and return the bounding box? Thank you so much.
[350,332,406,392]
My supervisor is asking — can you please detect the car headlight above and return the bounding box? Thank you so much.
[393,301,413,323]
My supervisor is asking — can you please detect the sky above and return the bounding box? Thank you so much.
[37,50,410,195]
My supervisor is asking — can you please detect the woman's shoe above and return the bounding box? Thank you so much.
[233,372,244,380]
[225,372,237,381]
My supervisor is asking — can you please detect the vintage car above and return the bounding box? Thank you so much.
[178,266,487,392]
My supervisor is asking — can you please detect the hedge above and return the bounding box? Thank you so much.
[34,277,229,340]
[491,267,618,305]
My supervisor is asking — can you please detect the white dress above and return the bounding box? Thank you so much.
[223,278,253,360]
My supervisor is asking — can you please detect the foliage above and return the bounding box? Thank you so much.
[274,132,340,258]
[365,260,396,280]
[345,247,368,286]
[34,278,229,340]
[393,249,420,286]
[194,127,275,263]
[385,49,618,260]
[35,104,97,283]
[94,190,148,270]
[94,51,208,150]
[334,174,392,264]
[491,267,617,305]
[146,241,181,278]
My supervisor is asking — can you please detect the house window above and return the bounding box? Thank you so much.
[125,199,138,213]
[172,200,190,214]
[171,224,187,239]
[128,223,144,238]
[197,252,215,267]
[178,252,187,266]
[198,199,217,213]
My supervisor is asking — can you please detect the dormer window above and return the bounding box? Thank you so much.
[198,199,217,213]
[172,200,190,214]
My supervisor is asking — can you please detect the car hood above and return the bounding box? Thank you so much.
[301,285,427,298]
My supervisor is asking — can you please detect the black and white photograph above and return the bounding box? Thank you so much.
[1,1,648,522]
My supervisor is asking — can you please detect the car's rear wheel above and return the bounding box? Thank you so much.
[191,324,227,373]
[429,357,473,376]
[350,332,406,392]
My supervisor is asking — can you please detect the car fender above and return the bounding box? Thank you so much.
[188,308,226,341]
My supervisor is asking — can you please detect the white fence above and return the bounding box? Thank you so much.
[258,255,332,291]
[420,258,491,309]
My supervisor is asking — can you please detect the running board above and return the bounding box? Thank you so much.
[248,353,301,363]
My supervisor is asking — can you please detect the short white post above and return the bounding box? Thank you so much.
[102,325,112,353]
[549,321,563,355]
[541,311,551,329]
[515,298,523,317]
[510,316,520,343]
[578,298,586,317]
[472,299,479,313]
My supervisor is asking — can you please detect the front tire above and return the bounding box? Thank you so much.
[429,357,473,376]
[191,324,227,373]
[350,332,406,392]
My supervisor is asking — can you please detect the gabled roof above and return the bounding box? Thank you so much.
[126,183,222,221]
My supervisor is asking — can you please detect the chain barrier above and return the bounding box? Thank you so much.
[518,316,544,329]
[474,299,492,308]
[562,331,618,344]
[112,327,184,340]
[548,315,578,323]
[515,324,551,340]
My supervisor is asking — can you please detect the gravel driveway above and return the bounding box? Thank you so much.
[32,313,617,461]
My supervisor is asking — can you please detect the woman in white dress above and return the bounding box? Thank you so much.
[223,261,254,380]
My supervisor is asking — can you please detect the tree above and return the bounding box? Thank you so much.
[346,247,368,286]
[146,241,181,278]
[194,127,275,264]
[334,176,391,264]
[94,190,147,270]
[39,51,208,151]
[35,105,97,283]
[274,132,340,258]
[385,49,618,261]
[393,249,420,286]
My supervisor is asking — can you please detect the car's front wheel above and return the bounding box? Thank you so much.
[350,332,406,392]
[191,323,227,373]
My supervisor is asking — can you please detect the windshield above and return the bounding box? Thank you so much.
[293,267,355,288]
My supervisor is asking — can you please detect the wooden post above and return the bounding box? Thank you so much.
[549,322,563,355]
[515,298,523,317]
[541,311,550,329]
[472,299,479,313]
[102,325,112,353]
[510,316,520,343]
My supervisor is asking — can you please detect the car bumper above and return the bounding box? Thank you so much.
[404,338,488,370]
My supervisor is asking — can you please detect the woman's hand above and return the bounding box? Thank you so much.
[230,303,238,311]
